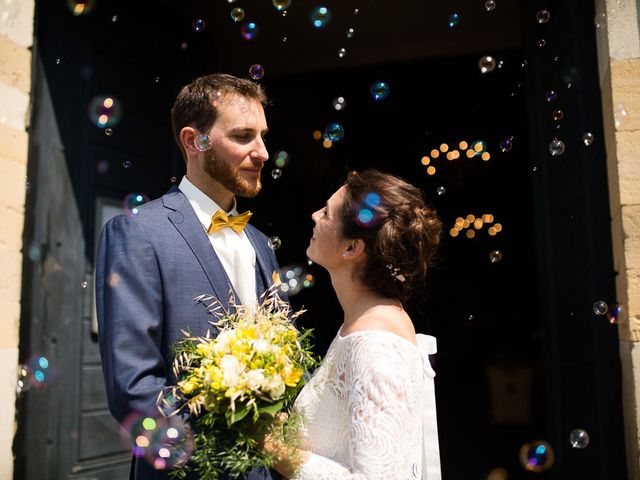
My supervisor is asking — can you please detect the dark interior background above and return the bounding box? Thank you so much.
[16,0,627,479]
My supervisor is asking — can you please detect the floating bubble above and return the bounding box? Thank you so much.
[346,27,355,38]
[111,15,118,23]
[278,264,307,296]
[192,18,205,32]
[271,168,282,180]
[88,95,123,129]
[170,176,177,183]
[195,134,211,152]
[105,128,114,136]
[582,132,594,146]
[549,138,565,156]
[338,48,347,58]
[97,159,109,174]
[230,8,245,22]
[273,0,291,11]
[500,138,513,152]
[552,109,564,121]
[614,104,628,129]
[56,58,61,65]
[545,90,557,102]
[268,236,281,250]
[123,160,132,169]
[489,250,503,263]
[81,280,88,288]
[485,1,496,12]
[154,77,160,84]
[448,13,461,28]
[324,123,344,142]
[479,56,496,74]
[303,273,315,288]
[538,38,547,47]
[370,81,390,101]
[519,440,554,472]
[67,0,95,16]
[332,96,347,111]
[241,21,258,40]
[310,6,331,28]
[353,8,359,15]
[28,243,41,262]
[17,354,56,393]
[120,413,194,470]
[569,429,590,449]
[594,12,607,28]
[536,10,551,23]
[593,300,608,315]
[608,304,623,324]
[249,64,264,80]
[123,193,150,216]
[364,192,381,207]
[274,151,290,168]
[358,208,374,224]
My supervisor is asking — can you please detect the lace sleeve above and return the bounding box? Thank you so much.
[292,337,419,479]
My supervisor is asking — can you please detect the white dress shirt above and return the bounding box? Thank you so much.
[179,176,257,307]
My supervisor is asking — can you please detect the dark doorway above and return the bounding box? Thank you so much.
[17,0,626,478]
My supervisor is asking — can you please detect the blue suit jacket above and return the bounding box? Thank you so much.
[96,187,282,480]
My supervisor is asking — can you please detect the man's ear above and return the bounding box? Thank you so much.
[179,126,200,155]
[343,239,366,260]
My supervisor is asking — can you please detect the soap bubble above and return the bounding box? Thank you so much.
[489,250,503,263]
[324,123,344,142]
[448,13,461,28]
[594,12,607,28]
[273,0,291,11]
[230,8,245,22]
[614,104,628,129]
[536,10,551,23]
[271,168,282,180]
[519,440,555,472]
[241,21,259,40]
[249,64,264,80]
[485,1,496,12]
[195,134,211,152]
[88,95,123,129]
[268,236,281,250]
[67,0,95,16]
[370,81,390,101]
[192,18,205,32]
[332,97,347,111]
[569,429,590,449]
[479,56,497,74]
[274,151,290,168]
[123,193,150,216]
[582,132,594,146]
[548,138,565,156]
[310,6,331,28]
[592,300,608,315]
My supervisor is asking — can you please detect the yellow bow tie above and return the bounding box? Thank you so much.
[208,210,252,234]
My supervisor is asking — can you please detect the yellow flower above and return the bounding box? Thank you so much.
[179,379,198,394]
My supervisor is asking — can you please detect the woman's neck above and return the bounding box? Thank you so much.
[330,269,401,326]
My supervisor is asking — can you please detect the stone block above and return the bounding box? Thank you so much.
[611,59,640,132]
[616,132,640,206]
[0,250,22,307]
[0,35,31,94]
[0,206,24,251]
[0,122,28,164]
[0,301,20,349]
[0,81,28,131]
[0,0,35,49]
[0,154,26,212]
[0,347,17,480]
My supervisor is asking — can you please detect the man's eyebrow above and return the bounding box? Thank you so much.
[229,127,270,135]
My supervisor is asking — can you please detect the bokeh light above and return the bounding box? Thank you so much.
[273,150,290,168]
[67,0,95,16]
[310,6,331,28]
[123,193,150,216]
[519,440,555,472]
[241,21,259,40]
[88,96,123,129]
[370,81,390,101]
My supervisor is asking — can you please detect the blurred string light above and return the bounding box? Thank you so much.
[420,139,491,176]
[449,213,502,238]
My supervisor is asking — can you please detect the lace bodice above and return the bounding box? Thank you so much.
[291,329,440,480]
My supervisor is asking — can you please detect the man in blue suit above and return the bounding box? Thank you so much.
[96,74,282,479]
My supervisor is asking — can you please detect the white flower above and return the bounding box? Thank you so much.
[265,374,285,400]
[220,355,243,388]
[250,339,270,354]
[246,369,266,391]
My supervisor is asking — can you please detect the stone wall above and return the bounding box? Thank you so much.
[0,1,34,477]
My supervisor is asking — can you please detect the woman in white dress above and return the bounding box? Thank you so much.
[262,169,443,479]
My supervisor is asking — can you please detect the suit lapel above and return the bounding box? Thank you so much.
[244,225,274,299]
[162,188,239,305]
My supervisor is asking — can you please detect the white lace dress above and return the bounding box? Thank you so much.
[291,329,441,480]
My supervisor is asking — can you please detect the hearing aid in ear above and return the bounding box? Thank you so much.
[194,133,212,152]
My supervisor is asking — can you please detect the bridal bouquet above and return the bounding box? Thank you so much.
[158,290,317,479]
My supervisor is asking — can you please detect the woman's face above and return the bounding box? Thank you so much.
[307,186,348,268]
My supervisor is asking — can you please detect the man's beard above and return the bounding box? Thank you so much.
[203,149,262,198]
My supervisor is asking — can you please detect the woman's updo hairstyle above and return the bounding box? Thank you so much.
[340,169,442,302]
